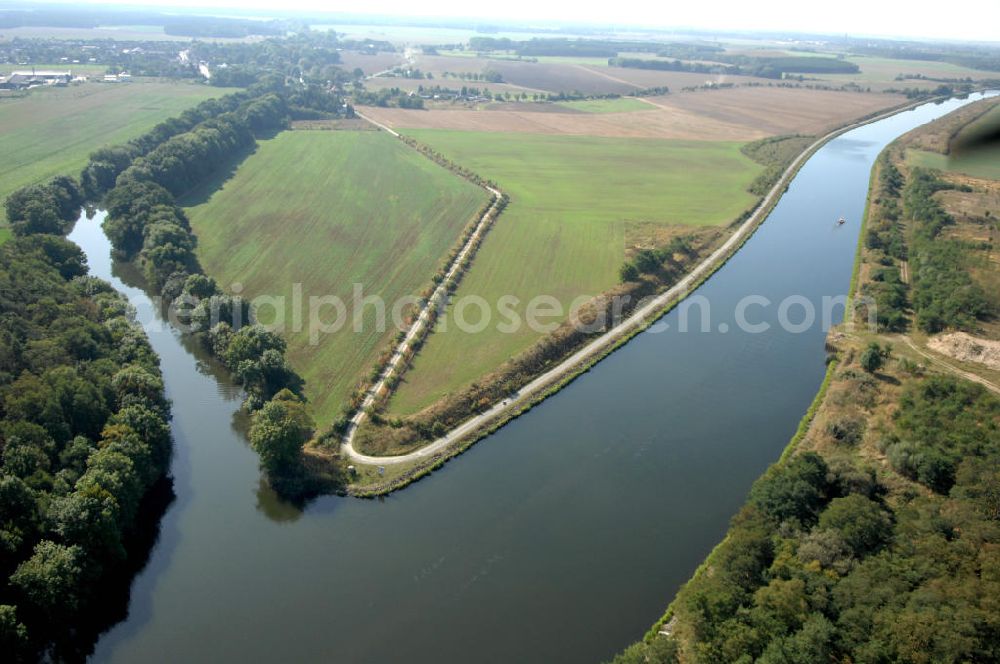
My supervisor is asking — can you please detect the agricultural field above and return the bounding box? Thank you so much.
[555,97,654,113]
[184,129,487,419]
[361,86,905,140]
[386,130,763,415]
[0,80,233,219]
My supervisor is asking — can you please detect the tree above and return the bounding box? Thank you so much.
[9,541,84,621]
[749,453,829,525]
[619,262,640,283]
[818,494,892,556]
[860,342,888,373]
[248,390,313,481]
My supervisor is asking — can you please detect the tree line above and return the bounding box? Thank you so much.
[90,89,316,496]
[609,55,859,79]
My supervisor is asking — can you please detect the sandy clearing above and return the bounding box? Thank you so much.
[927,332,1000,371]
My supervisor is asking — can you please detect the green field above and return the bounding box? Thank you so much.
[821,55,992,84]
[556,97,654,113]
[184,130,487,419]
[906,147,1000,180]
[0,228,11,246]
[0,81,232,220]
[387,131,762,416]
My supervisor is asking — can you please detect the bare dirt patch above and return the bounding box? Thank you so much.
[359,104,766,140]
[578,65,777,91]
[646,87,906,135]
[928,332,1000,370]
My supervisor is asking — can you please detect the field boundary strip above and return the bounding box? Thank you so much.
[341,109,506,457]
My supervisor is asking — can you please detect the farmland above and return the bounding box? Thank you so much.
[386,130,762,415]
[184,129,487,419]
[555,97,654,113]
[0,81,232,216]
[361,87,905,140]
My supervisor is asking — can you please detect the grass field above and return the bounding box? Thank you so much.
[906,148,1000,180]
[386,130,762,415]
[0,81,232,219]
[0,228,11,246]
[555,97,654,113]
[184,130,487,419]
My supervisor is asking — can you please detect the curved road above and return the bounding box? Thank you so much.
[342,101,922,466]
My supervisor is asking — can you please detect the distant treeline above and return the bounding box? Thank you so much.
[0,9,286,38]
[467,36,724,61]
[190,31,347,89]
[610,55,859,79]
[848,40,1000,73]
[0,209,172,658]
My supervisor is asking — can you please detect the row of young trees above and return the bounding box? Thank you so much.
[0,228,172,659]
[861,156,910,332]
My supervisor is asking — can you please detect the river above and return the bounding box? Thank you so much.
[68,92,995,663]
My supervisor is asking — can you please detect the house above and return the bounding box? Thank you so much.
[102,72,131,83]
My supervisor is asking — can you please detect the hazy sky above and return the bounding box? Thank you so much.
[32,0,1000,42]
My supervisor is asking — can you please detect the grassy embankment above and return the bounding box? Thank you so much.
[609,99,1000,664]
[184,129,487,419]
[384,131,763,417]
[0,81,233,218]
[906,102,1000,180]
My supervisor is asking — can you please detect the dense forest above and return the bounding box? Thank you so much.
[903,169,991,332]
[0,216,172,659]
[863,160,992,333]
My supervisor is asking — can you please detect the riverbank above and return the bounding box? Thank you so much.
[608,91,1000,664]
[332,94,954,496]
